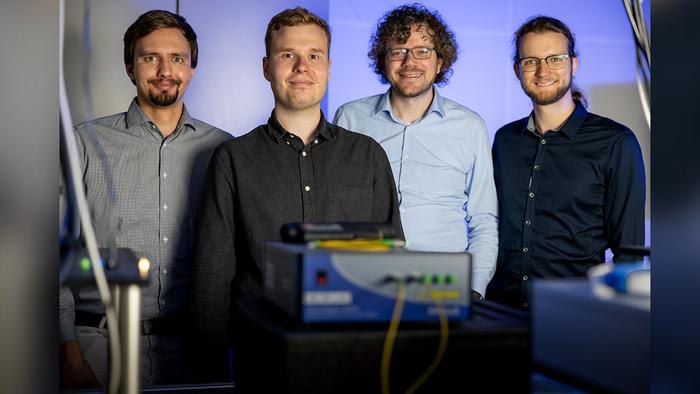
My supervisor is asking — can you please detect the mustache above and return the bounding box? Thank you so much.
[399,66,423,71]
[147,77,182,86]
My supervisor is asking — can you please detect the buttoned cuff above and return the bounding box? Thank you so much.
[60,315,78,343]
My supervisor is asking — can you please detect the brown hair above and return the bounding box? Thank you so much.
[265,7,331,57]
[123,10,198,72]
[513,15,587,106]
[368,3,457,86]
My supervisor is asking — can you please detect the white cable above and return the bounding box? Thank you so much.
[635,56,651,128]
[59,1,121,392]
[635,0,651,66]
[622,0,642,45]
[622,0,651,129]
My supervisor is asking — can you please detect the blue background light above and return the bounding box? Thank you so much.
[63,0,651,247]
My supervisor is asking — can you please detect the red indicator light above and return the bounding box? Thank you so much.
[316,270,328,286]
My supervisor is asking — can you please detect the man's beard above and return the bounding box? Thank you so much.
[148,78,182,107]
[149,86,179,107]
[522,74,572,106]
[392,69,434,99]
[393,80,433,99]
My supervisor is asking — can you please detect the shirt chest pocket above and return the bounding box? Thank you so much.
[327,185,374,222]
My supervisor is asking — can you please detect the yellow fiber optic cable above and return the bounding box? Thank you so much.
[380,279,407,394]
[313,239,406,252]
[404,282,450,394]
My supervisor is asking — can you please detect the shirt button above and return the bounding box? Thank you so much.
[286,141,290,145]
[163,142,167,148]
[304,185,311,192]
[400,209,406,214]
[528,192,535,198]
[525,219,531,226]
[522,275,528,281]
[541,139,547,145]
[314,139,318,144]
[523,302,529,308]
[534,165,540,171]
[302,151,307,157]
[522,247,529,253]
[163,204,168,210]
[162,172,167,178]
[162,268,168,275]
[163,236,169,242]
[404,155,409,159]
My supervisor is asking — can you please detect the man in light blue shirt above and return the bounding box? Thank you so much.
[334,4,498,297]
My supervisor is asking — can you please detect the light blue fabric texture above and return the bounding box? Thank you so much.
[334,88,499,296]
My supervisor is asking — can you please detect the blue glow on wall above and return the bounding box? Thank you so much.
[326,0,646,142]
[65,0,650,245]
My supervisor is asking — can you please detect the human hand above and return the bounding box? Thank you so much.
[59,340,100,389]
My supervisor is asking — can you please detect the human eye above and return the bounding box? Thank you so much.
[172,56,185,64]
[522,58,539,67]
[281,52,295,60]
[549,55,565,64]
[415,47,431,57]
[388,48,406,59]
[143,55,159,63]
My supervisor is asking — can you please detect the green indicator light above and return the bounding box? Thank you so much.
[422,275,431,285]
[446,274,457,285]
[434,274,445,285]
[80,257,91,272]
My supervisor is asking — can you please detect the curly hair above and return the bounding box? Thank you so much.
[368,3,457,86]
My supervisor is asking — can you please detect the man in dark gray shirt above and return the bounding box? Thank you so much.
[59,10,231,388]
[190,7,403,382]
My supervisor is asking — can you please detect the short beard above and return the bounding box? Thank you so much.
[522,69,573,106]
[392,81,433,99]
[149,86,179,107]
[524,81,570,105]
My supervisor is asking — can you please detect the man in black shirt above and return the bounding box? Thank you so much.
[190,7,403,381]
[486,16,645,309]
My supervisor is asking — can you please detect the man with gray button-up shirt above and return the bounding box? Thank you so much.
[59,10,231,388]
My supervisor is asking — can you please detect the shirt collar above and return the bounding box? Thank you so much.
[267,110,335,143]
[373,86,446,121]
[523,100,588,139]
[124,98,197,134]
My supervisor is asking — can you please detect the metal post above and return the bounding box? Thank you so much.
[108,285,120,394]
[119,284,141,394]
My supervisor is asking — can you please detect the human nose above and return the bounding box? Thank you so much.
[534,59,551,76]
[157,59,173,77]
[293,56,309,73]
[401,51,417,66]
